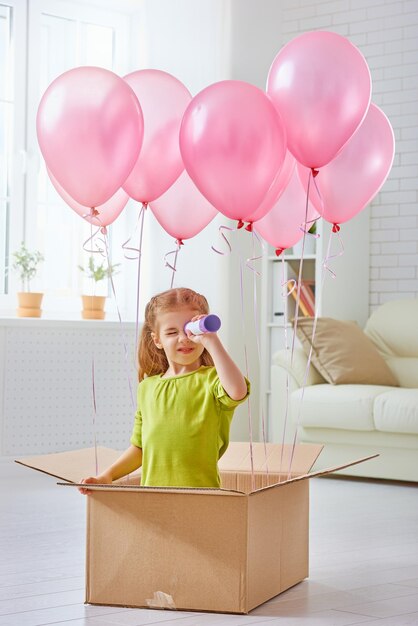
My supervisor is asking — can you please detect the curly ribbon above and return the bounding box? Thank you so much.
[122,202,147,260]
[323,226,345,279]
[239,256,255,492]
[82,208,106,255]
[164,239,184,288]
[211,224,234,255]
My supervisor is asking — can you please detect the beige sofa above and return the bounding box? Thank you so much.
[271,299,418,482]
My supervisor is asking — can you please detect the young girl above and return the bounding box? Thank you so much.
[79,287,249,492]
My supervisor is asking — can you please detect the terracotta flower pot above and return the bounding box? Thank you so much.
[82,295,106,320]
[17,292,43,318]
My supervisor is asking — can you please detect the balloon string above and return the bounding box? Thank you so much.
[287,227,344,478]
[312,171,324,209]
[289,169,312,367]
[164,239,183,288]
[99,232,136,410]
[87,220,99,476]
[279,258,297,481]
[287,169,324,478]
[134,205,146,357]
[246,229,265,276]
[91,357,98,476]
[249,232,269,486]
[239,256,255,492]
[287,228,333,479]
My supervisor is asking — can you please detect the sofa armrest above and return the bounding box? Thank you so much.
[272,348,325,387]
[269,348,326,444]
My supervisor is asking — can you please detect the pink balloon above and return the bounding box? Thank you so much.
[267,31,371,168]
[297,103,395,226]
[244,150,296,224]
[48,169,129,227]
[37,67,144,207]
[123,70,192,203]
[150,171,218,241]
[254,169,319,252]
[180,80,287,222]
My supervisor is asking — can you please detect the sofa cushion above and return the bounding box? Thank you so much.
[296,318,399,386]
[364,299,418,388]
[290,384,391,431]
[374,389,418,435]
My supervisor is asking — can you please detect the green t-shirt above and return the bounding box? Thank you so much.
[130,365,250,488]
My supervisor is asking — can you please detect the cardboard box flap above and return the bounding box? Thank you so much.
[15,446,123,483]
[57,482,246,496]
[250,454,379,493]
[219,441,323,476]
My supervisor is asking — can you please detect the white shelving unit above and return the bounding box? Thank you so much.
[259,209,371,441]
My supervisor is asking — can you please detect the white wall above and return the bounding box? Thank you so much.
[280,0,418,309]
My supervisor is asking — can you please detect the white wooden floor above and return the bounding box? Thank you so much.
[2,460,418,626]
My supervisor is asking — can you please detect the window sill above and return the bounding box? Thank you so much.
[0,314,138,329]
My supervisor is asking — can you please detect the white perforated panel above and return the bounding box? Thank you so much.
[2,323,137,456]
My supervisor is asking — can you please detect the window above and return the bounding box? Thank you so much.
[1,0,135,315]
[0,0,25,297]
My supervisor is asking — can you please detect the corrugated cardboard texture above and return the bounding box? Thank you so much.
[278,481,309,592]
[245,481,309,612]
[86,490,249,613]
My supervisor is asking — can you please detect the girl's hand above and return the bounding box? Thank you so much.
[78,473,112,495]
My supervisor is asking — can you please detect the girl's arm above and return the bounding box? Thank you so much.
[78,444,142,495]
[199,334,248,401]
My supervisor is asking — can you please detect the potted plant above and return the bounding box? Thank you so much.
[12,242,44,317]
[78,256,120,320]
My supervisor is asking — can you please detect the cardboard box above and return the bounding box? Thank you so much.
[17,443,375,614]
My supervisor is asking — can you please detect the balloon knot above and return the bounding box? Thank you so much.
[245,222,253,232]
[100,226,107,235]
[311,168,319,178]
[176,238,184,246]
[237,220,245,229]
[143,202,148,209]
[275,247,285,257]
[332,223,340,233]
[90,207,99,217]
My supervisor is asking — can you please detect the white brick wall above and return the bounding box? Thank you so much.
[282,0,418,311]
